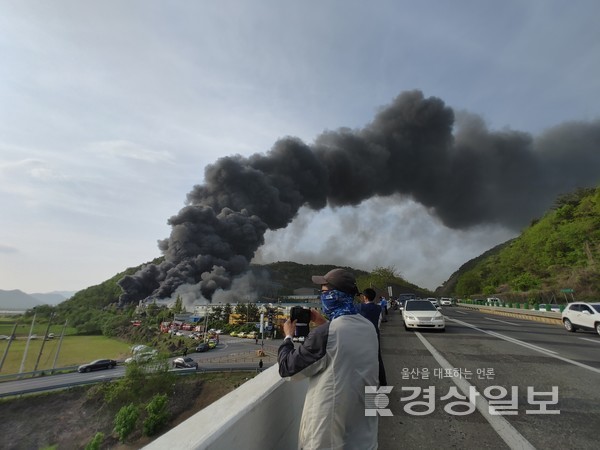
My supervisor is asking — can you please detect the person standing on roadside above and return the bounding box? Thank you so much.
[360,288,388,386]
[278,268,379,450]
[380,296,389,322]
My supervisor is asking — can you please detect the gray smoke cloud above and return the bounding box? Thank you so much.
[117,90,600,305]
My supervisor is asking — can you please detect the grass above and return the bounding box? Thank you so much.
[0,318,78,338]
[0,335,134,374]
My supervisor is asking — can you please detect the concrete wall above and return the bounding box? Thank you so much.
[143,365,308,450]
[458,304,562,325]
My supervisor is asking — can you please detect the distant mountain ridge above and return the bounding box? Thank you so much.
[0,289,73,310]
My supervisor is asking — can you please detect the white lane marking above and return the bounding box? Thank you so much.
[452,310,469,315]
[449,318,600,374]
[578,337,600,344]
[450,317,558,354]
[415,332,536,450]
[485,317,522,327]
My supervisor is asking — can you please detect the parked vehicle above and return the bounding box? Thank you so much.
[536,304,561,312]
[124,345,158,364]
[487,297,502,306]
[77,359,117,373]
[172,357,199,369]
[124,352,156,364]
[196,342,210,352]
[562,302,600,335]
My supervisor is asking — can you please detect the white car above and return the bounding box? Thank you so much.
[562,302,600,335]
[403,300,445,332]
[536,304,561,312]
[426,297,439,305]
[440,298,452,306]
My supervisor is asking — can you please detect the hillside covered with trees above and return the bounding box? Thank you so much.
[438,186,600,302]
[21,260,427,342]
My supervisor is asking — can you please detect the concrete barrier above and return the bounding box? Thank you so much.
[458,304,563,326]
[143,364,308,450]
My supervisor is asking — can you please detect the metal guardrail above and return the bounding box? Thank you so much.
[458,304,563,325]
[0,365,80,382]
[0,365,268,399]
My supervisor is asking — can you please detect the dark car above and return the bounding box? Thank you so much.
[77,359,117,373]
[172,357,199,369]
[195,343,210,352]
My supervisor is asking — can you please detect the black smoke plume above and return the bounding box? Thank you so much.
[118,90,600,305]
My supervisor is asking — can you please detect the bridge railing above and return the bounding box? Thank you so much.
[143,364,308,450]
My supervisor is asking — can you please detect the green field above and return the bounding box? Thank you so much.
[0,319,78,338]
[0,335,134,375]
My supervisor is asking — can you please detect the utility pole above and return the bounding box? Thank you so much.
[19,313,37,375]
[0,322,18,373]
[51,320,68,373]
[260,312,264,351]
[203,306,210,343]
[33,313,54,372]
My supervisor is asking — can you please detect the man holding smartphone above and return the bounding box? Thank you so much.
[278,268,379,450]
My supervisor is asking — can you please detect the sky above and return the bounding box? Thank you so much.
[1,0,599,294]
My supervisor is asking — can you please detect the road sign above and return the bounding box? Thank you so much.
[560,288,574,293]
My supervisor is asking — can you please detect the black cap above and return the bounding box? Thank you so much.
[312,268,358,295]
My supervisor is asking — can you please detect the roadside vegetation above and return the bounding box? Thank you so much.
[1,260,429,374]
[0,367,255,449]
[439,186,600,303]
[5,183,597,372]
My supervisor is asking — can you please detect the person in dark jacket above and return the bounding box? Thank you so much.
[359,288,388,386]
[278,268,379,450]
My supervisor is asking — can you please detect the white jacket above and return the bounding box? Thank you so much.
[278,314,379,450]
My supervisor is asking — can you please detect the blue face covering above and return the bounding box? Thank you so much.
[320,289,357,320]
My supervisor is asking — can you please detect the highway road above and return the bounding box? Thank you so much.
[2,309,598,449]
[378,306,600,449]
[0,335,275,398]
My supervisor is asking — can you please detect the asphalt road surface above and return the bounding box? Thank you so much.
[378,306,600,449]
[0,336,274,398]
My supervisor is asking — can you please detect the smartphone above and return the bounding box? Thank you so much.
[290,306,311,337]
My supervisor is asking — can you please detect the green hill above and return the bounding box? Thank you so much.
[28,259,425,335]
[26,185,600,327]
[437,186,600,302]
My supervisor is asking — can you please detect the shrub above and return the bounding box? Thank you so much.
[84,432,104,450]
[143,393,170,436]
[114,403,139,443]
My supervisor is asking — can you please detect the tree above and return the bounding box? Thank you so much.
[222,303,233,323]
[247,303,260,322]
[209,305,223,322]
[455,272,482,297]
[234,303,248,322]
[171,296,185,314]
